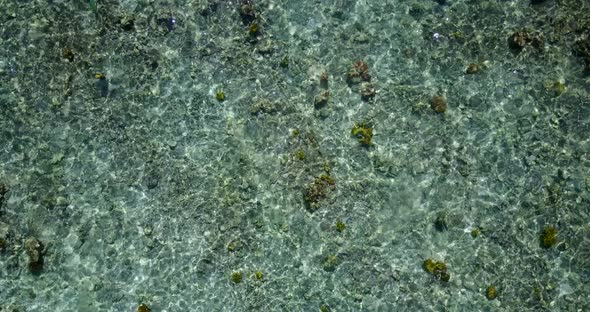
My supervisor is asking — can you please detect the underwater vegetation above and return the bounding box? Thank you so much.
[137,303,150,312]
[215,89,226,102]
[346,61,371,84]
[486,285,498,300]
[0,0,588,310]
[351,122,373,146]
[540,226,558,249]
[346,61,376,101]
[423,258,450,282]
[335,220,346,232]
[231,271,243,284]
[430,95,447,113]
[304,173,336,210]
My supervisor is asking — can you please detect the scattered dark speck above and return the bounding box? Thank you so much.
[120,18,134,31]
[145,172,160,189]
[157,17,178,32]
[96,78,109,97]
[200,2,219,17]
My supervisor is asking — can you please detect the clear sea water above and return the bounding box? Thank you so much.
[1,0,589,311]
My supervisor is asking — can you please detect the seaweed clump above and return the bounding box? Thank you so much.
[137,303,151,312]
[486,285,498,300]
[335,220,346,232]
[423,258,450,282]
[253,270,264,280]
[231,271,243,283]
[215,89,225,102]
[351,122,373,146]
[540,226,558,248]
[430,95,447,113]
[465,63,482,74]
[346,61,376,101]
[346,60,371,85]
[304,173,336,210]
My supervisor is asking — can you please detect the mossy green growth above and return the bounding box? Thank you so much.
[215,89,225,102]
[549,80,566,96]
[471,228,480,238]
[423,258,450,282]
[540,226,558,248]
[304,173,336,210]
[231,271,243,283]
[319,173,335,185]
[253,270,264,280]
[248,22,260,36]
[486,285,498,300]
[423,258,446,273]
[294,149,306,161]
[351,122,373,146]
[137,303,151,312]
[320,304,331,312]
[335,220,346,232]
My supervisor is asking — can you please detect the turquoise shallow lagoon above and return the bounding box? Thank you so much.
[0,0,589,311]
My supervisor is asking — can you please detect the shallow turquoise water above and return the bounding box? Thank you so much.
[0,0,589,311]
